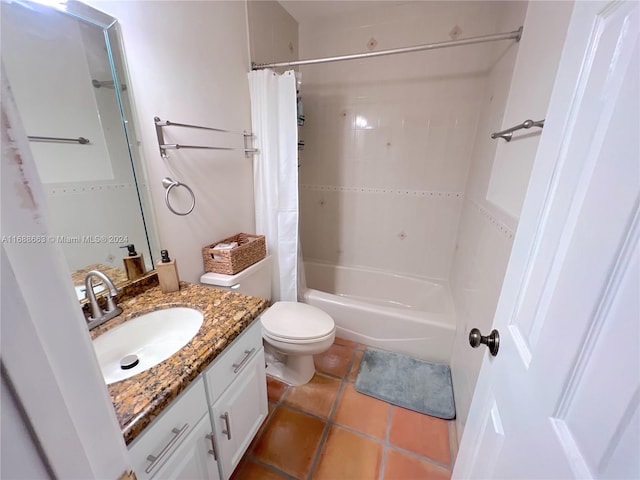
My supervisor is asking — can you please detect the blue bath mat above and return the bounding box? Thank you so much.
[355,348,455,419]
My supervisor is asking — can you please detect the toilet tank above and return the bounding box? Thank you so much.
[200,255,272,302]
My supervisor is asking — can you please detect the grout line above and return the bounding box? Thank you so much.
[314,369,346,381]
[306,348,354,479]
[305,418,331,480]
[449,419,459,467]
[341,347,358,388]
[276,401,334,424]
[385,404,394,443]
[379,405,394,480]
[329,422,385,444]
[248,457,299,480]
[328,377,348,423]
[385,443,453,472]
[379,446,388,480]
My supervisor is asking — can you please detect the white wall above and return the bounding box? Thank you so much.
[448,0,574,441]
[296,1,514,280]
[90,0,256,283]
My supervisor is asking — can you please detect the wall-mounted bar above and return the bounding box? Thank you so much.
[252,27,523,70]
[28,135,90,144]
[154,116,258,159]
[162,177,195,216]
[491,119,545,142]
[92,79,127,90]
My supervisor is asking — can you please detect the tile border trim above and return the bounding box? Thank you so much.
[47,182,139,196]
[468,198,515,240]
[301,184,464,199]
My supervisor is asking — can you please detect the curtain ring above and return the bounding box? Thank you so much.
[162,177,195,216]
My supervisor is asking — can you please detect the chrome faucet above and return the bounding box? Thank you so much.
[84,270,122,330]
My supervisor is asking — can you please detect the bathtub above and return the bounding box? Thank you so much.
[302,261,456,363]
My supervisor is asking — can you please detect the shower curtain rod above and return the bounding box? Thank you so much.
[252,27,522,70]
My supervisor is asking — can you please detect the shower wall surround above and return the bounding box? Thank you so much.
[295,0,575,442]
[297,1,514,279]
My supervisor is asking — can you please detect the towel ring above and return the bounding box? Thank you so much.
[162,177,195,216]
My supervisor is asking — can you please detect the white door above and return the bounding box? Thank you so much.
[454,1,639,478]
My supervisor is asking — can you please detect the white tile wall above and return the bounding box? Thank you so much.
[248,1,298,68]
[486,0,575,218]
[449,198,516,433]
[300,185,463,279]
[447,0,527,440]
[297,1,512,279]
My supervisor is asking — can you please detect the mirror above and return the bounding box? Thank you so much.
[1,0,158,299]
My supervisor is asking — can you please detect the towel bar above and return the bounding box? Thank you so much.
[154,116,258,159]
[491,119,545,142]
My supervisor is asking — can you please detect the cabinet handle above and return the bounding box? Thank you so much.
[205,433,217,460]
[145,423,189,473]
[232,348,256,373]
[220,412,232,440]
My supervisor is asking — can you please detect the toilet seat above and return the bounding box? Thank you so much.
[263,328,336,345]
[261,301,335,342]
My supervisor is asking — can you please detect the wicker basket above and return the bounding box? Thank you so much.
[202,233,266,275]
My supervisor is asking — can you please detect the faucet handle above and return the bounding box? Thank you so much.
[105,294,119,312]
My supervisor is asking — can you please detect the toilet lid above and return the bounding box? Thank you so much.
[261,302,335,341]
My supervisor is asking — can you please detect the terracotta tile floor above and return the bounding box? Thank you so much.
[232,338,456,480]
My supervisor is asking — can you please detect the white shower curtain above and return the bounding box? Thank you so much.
[248,69,299,302]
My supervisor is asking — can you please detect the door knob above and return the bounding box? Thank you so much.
[469,328,500,356]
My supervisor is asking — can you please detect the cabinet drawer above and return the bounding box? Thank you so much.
[204,319,263,404]
[128,377,208,479]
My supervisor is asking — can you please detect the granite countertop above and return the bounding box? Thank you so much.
[90,281,269,445]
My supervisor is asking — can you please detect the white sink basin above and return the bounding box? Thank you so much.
[92,307,204,384]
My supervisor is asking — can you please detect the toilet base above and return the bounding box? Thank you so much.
[264,343,316,386]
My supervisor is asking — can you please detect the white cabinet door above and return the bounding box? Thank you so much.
[211,348,268,480]
[151,413,220,480]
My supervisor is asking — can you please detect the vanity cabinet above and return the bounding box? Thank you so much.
[208,351,267,478]
[127,320,267,480]
[127,377,216,480]
[204,320,268,480]
[151,413,220,480]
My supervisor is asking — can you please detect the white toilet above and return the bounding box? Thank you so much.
[200,256,335,385]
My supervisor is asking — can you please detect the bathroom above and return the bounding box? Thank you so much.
[2,0,638,479]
